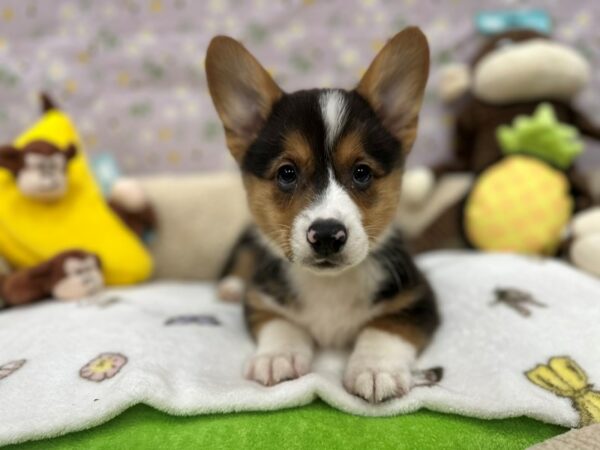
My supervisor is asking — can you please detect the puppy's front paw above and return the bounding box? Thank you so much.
[217,276,245,303]
[245,352,311,386]
[344,357,412,403]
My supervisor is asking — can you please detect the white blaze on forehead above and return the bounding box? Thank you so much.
[319,90,348,148]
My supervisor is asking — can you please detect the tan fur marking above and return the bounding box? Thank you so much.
[282,131,314,177]
[367,317,429,351]
[375,287,424,316]
[243,131,316,259]
[361,169,403,242]
[246,289,281,338]
[227,248,258,282]
[334,131,367,173]
[332,131,403,244]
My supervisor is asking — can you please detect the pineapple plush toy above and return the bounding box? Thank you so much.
[464,104,580,255]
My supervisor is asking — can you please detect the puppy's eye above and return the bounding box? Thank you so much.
[277,164,297,191]
[352,164,372,188]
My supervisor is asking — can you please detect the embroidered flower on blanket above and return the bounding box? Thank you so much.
[0,359,26,381]
[79,353,128,382]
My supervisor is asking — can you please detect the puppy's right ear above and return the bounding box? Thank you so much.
[205,36,283,163]
[0,145,23,176]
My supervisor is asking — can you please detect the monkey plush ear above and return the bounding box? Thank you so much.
[205,36,283,163]
[64,144,78,161]
[0,145,23,176]
[356,27,430,153]
[40,92,58,113]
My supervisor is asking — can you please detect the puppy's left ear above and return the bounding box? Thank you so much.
[357,27,430,153]
[205,36,283,163]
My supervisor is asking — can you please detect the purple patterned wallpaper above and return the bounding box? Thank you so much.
[0,0,599,175]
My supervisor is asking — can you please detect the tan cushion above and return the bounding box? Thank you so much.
[138,172,250,281]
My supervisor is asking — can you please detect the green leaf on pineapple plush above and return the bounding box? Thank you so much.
[496,103,583,169]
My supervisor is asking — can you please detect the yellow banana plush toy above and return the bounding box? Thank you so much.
[0,96,152,290]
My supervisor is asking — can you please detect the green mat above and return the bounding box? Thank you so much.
[6,401,564,449]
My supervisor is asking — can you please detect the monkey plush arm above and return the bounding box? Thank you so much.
[0,250,104,307]
[108,179,157,239]
[0,264,55,306]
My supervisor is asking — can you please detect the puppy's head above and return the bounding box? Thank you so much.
[206,28,429,274]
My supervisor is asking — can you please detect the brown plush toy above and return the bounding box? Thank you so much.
[404,29,600,276]
[0,250,103,307]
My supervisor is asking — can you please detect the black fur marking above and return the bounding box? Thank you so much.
[241,89,403,189]
[391,285,440,338]
[344,91,404,171]
[242,89,327,181]
[372,229,423,302]
[221,226,292,305]
[218,227,260,279]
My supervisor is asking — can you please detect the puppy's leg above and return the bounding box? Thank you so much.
[345,287,439,403]
[344,328,416,403]
[218,228,261,303]
[245,317,314,386]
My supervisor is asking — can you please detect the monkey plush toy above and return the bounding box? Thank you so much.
[0,95,155,308]
[405,28,600,276]
[0,140,77,201]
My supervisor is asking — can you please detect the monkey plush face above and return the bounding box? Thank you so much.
[471,30,590,104]
[27,250,104,301]
[50,252,104,300]
[0,140,77,201]
[1,250,105,306]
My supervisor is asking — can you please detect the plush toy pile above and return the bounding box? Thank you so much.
[0,95,155,307]
[403,23,600,277]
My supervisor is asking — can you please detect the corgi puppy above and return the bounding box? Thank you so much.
[206,27,439,403]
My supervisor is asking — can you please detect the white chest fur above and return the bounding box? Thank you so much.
[282,259,385,348]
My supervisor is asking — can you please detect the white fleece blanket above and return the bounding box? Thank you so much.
[1,252,599,445]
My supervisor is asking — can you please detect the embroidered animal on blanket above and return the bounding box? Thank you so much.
[206,27,439,403]
[492,288,546,317]
[526,356,600,427]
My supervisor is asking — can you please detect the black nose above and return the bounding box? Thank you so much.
[307,219,347,257]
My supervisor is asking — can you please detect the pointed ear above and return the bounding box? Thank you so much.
[356,27,430,153]
[64,144,78,161]
[205,36,283,163]
[0,145,24,176]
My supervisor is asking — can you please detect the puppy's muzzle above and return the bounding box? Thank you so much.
[307,219,347,257]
